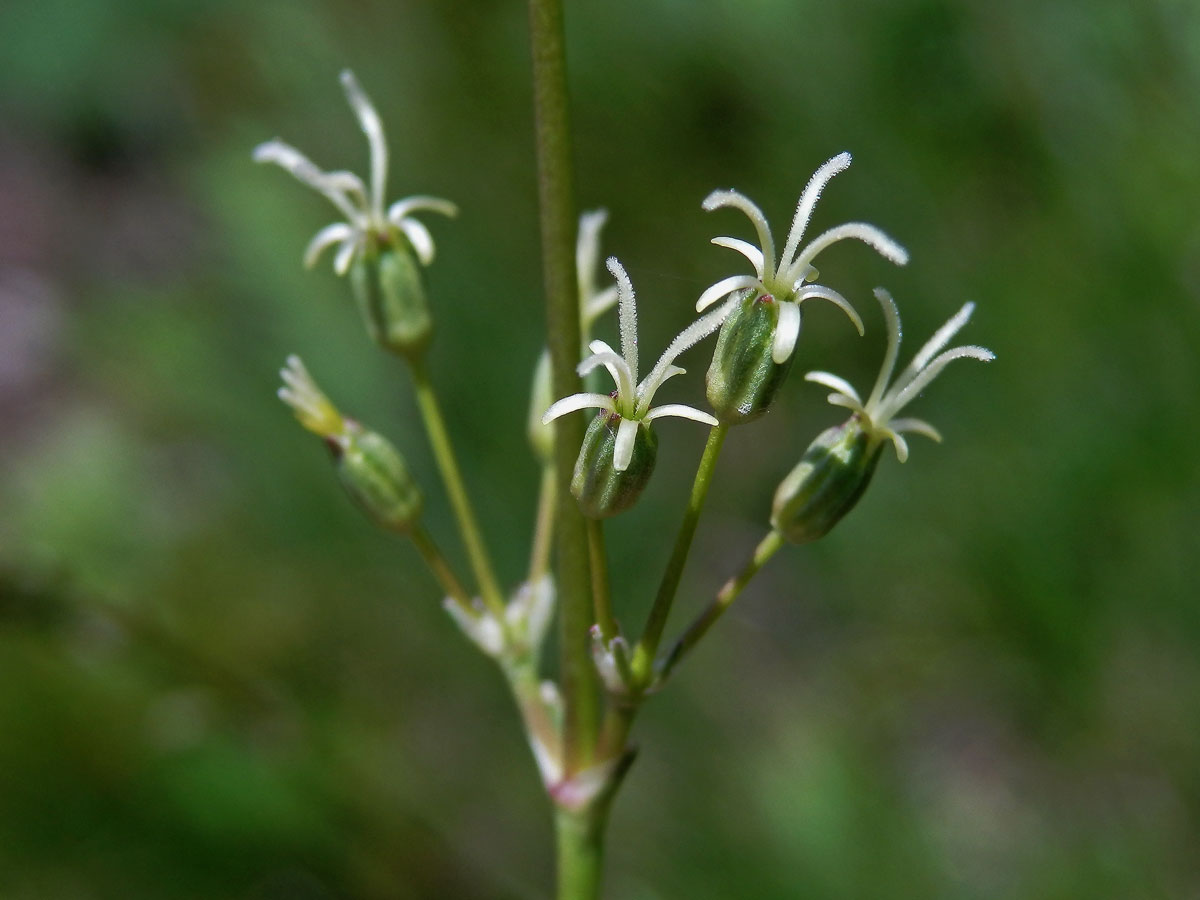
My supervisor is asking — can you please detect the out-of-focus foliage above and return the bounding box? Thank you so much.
[1,0,1198,897]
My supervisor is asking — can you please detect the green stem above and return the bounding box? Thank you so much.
[587,518,616,642]
[410,525,474,612]
[408,355,507,620]
[631,423,729,684]
[555,808,605,900]
[528,0,597,771]
[658,529,785,681]
[529,464,558,585]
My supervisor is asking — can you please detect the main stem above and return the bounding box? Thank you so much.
[528,0,597,770]
[631,423,729,683]
[529,0,606,896]
[408,355,507,619]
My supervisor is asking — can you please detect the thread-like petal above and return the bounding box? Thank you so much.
[644,404,718,426]
[805,370,863,404]
[334,238,359,275]
[789,222,909,284]
[542,393,617,424]
[881,345,994,419]
[607,257,639,382]
[397,217,436,265]
[304,222,356,268]
[711,236,765,278]
[778,152,852,276]
[889,417,943,442]
[340,70,388,219]
[388,196,459,221]
[796,284,864,335]
[703,189,777,278]
[911,302,975,373]
[865,288,903,411]
[578,347,635,405]
[696,275,761,312]
[254,140,364,223]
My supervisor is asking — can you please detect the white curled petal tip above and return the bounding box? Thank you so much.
[333,237,360,275]
[303,222,355,268]
[804,370,863,404]
[888,430,911,463]
[710,236,765,277]
[796,284,865,335]
[643,404,719,426]
[252,139,307,169]
[889,417,943,443]
[388,196,459,221]
[398,217,436,265]
[542,393,617,424]
[771,301,802,365]
[827,393,866,413]
[696,275,760,312]
[613,417,640,472]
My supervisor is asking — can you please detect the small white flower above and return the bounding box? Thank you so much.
[542,258,731,472]
[805,288,995,462]
[697,152,909,365]
[254,70,457,275]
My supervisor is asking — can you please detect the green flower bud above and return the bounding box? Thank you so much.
[278,356,423,534]
[571,412,658,519]
[705,291,795,424]
[770,419,882,544]
[335,422,423,533]
[351,233,433,358]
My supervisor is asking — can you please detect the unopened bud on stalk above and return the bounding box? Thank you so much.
[278,355,422,533]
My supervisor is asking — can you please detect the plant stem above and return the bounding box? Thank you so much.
[528,0,598,771]
[631,423,729,684]
[555,808,605,900]
[658,529,785,680]
[408,355,507,620]
[587,518,616,642]
[410,525,474,612]
[529,464,558,585]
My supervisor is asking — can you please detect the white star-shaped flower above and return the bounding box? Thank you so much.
[254,70,457,275]
[697,152,909,364]
[805,288,995,462]
[543,258,733,472]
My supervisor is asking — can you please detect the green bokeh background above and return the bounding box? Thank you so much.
[1,0,1197,897]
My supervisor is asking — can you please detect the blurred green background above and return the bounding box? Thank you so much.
[1,0,1198,897]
